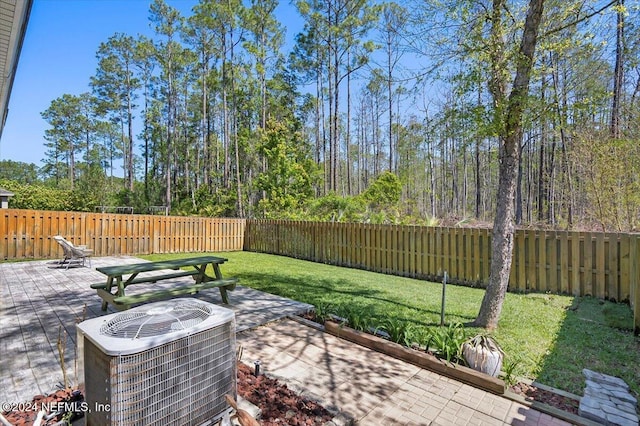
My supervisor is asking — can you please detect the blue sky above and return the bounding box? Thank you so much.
[0,0,301,168]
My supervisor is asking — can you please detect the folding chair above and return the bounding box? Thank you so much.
[53,236,93,269]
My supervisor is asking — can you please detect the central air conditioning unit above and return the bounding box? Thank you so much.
[76,298,236,426]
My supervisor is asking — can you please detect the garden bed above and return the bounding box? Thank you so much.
[301,314,585,423]
[3,362,334,426]
[324,319,505,394]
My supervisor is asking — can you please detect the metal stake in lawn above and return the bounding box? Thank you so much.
[440,271,448,326]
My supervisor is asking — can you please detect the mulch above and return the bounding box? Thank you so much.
[1,388,83,426]
[237,362,333,425]
[510,382,580,415]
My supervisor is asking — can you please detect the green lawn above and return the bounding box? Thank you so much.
[142,251,640,396]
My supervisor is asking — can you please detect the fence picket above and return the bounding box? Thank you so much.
[549,231,559,294]
[559,231,569,294]
[596,233,606,298]
[583,232,593,296]
[516,231,526,292]
[534,230,548,291]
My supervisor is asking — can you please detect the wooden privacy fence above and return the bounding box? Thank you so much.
[244,220,640,332]
[0,209,246,259]
[2,211,639,331]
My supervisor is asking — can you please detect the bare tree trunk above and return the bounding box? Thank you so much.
[223,85,230,188]
[551,53,573,227]
[473,0,545,330]
[165,71,174,211]
[475,87,482,218]
[525,131,533,222]
[516,149,523,224]
[126,89,134,192]
[143,82,150,201]
[610,0,624,139]
[475,137,481,218]
[332,42,340,193]
[346,49,352,195]
[201,57,208,190]
[230,26,243,217]
[537,74,547,221]
[429,136,436,218]
[463,137,468,218]
[388,52,393,173]
[547,133,557,223]
[373,95,379,177]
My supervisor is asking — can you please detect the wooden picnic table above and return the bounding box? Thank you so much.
[92,255,238,311]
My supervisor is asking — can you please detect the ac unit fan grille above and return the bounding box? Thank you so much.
[107,321,236,425]
[100,300,215,339]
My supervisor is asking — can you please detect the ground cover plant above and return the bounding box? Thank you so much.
[142,251,640,397]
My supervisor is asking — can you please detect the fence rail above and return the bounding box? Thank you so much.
[0,209,246,259]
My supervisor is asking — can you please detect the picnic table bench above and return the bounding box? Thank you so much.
[91,255,238,311]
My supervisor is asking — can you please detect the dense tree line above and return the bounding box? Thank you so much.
[8,0,639,230]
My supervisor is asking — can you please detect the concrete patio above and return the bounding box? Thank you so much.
[1,257,577,425]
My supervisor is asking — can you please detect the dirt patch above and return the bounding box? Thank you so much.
[237,362,333,425]
[510,382,580,415]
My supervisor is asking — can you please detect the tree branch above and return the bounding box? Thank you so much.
[542,0,617,37]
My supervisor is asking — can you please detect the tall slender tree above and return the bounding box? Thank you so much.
[610,0,625,139]
[41,94,93,189]
[91,33,140,191]
[472,0,545,329]
[132,35,156,201]
[149,0,183,211]
[378,2,408,173]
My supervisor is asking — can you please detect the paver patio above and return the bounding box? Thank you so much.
[0,256,312,404]
[237,319,572,426]
[1,257,574,425]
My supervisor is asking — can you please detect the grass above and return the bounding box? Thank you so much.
[142,251,640,396]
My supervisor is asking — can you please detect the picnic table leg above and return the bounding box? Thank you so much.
[101,276,114,311]
[219,286,230,304]
[193,264,207,284]
[213,264,223,280]
[211,263,230,304]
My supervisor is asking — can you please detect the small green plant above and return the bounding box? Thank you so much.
[313,303,335,323]
[382,318,417,347]
[502,357,522,386]
[338,306,373,332]
[425,322,467,363]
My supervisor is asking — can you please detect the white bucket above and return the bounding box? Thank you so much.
[462,342,503,377]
